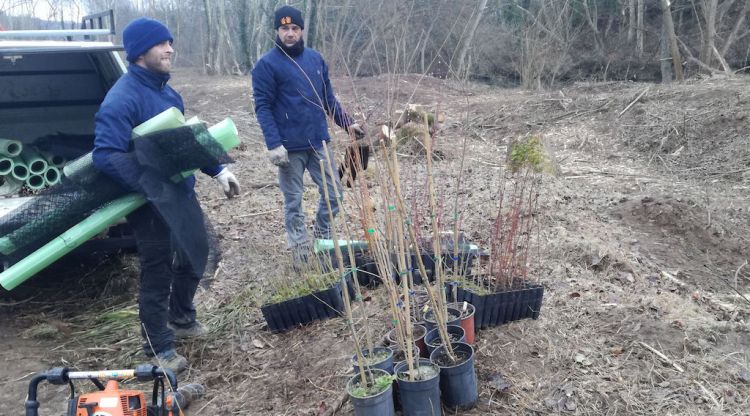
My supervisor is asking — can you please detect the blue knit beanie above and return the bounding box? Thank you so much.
[122,18,173,63]
[274,6,304,29]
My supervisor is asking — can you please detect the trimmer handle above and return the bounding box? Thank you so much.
[25,367,70,416]
[135,364,178,390]
[24,365,178,416]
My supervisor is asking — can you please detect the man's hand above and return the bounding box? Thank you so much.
[268,146,289,167]
[213,168,241,198]
[348,123,366,141]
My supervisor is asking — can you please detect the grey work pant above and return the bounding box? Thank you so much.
[278,146,342,248]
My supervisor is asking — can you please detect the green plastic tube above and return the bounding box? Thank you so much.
[44,167,60,186]
[0,117,240,290]
[40,151,66,168]
[313,239,369,254]
[25,174,45,190]
[21,149,48,175]
[0,139,22,157]
[132,107,185,136]
[0,157,13,176]
[11,158,29,181]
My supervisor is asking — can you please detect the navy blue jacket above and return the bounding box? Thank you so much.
[93,64,222,193]
[252,46,352,152]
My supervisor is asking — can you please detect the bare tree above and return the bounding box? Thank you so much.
[454,0,488,79]
[636,0,644,56]
[699,0,717,67]
[202,0,239,75]
[660,0,683,82]
[720,0,750,58]
[628,0,636,42]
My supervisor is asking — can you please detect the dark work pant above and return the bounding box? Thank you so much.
[127,204,201,356]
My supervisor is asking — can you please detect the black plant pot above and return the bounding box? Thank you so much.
[260,276,355,333]
[423,306,462,333]
[353,253,381,288]
[430,342,477,411]
[424,325,466,356]
[324,248,381,289]
[347,369,396,416]
[386,324,428,359]
[394,359,442,416]
[352,347,395,375]
[448,281,545,329]
[409,251,476,284]
[529,284,544,318]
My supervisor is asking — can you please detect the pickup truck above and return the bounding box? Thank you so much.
[0,11,135,266]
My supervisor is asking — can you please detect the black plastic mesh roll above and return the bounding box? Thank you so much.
[0,124,232,276]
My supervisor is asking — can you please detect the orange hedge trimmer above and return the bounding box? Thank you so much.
[24,365,203,416]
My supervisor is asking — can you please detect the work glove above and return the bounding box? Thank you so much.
[268,145,289,167]
[213,168,241,198]
[347,123,366,141]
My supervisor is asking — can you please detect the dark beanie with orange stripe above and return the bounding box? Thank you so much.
[274,6,304,30]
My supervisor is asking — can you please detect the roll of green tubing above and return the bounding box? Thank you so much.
[0,139,22,157]
[63,108,186,180]
[26,174,45,190]
[21,149,47,175]
[44,167,60,186]
[11,158,29,181]
[0,157,13,176]
[132,107,185,136]
[0,115,240,290]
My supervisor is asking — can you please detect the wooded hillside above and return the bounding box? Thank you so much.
[2,0,749,86]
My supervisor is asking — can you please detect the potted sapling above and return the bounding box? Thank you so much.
[319,149,395,415]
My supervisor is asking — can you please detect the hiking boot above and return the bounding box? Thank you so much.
[152,349,188,374]
[168,321,208,339]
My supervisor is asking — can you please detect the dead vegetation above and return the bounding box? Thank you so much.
[1,71,749,415]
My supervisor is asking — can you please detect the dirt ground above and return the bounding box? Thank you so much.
[1,69,749,415]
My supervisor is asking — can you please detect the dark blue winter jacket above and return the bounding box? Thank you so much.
[252,46,352,152]
[93,64,222,194]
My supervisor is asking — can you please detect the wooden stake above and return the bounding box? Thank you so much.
[618,86,650,118]
[639,341,685,372]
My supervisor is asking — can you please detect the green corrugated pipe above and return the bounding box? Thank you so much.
[0,157,13,176]
[0,107,188,256]
[132,107,185,136]
[0,139,23,157]
[26,174,45,190]
[0,115,239,290]
[11,157,29,181]
[21,149,47,175]
[44,167,60,186]
[40,151,66,168]
[0,176,23,196]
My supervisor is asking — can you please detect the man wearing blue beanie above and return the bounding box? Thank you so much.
[93,17,241,373]
[253,6,365,267]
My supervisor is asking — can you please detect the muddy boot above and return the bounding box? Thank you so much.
[152,349,188,374]
[168,321,208,340]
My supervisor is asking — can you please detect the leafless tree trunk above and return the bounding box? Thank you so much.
[628,0,636,42]
[720,1,750,57]
[636,0,644,56]
[202,0,215,74]
[581,0,605,55]
[201,0,239,75]
[455,0,488,79]
[699,0,717,67]
[660,0,683,82]
[660,20,672,84]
